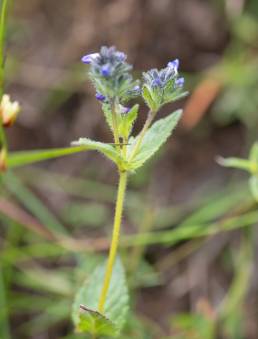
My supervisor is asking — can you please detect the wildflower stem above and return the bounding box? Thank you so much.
[98,170,127,313]
[111,100,120,150]
[122,136,127,158]
[128,110,156,161]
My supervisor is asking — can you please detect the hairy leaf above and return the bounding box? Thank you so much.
[102,103,113,132]
[118,104,139,139]
[128,110,182,170]
[142,84,156,111]
[71,138,120,164]
[77,306,116,338]
[72,258,129,337]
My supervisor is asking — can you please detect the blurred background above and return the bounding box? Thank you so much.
[1,0,258,338]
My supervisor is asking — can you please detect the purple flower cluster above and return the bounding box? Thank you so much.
[81,46,139,103]
[81,46,185,113]
[82,48,127,78]
[143,59,184,91]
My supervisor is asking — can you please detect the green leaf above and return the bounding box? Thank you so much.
[126,104,138,127]
[102,103,113,132]
[249,176,258,201]
[128,110,182,170]
[72,258,129,337]
[76,306,117,338]
[71,138,120,165]
[118,104,139,139]
[217,156,254,173]
[164,90,189,105]
[220,242,251,339]
[249,142,258,173]
[8,146,88,169]
[142,84,157,111]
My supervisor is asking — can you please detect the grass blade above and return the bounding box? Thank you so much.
[7,146,88,168]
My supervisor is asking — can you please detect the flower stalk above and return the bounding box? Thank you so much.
[98,170,128,312]
[79,46,186,318]
[111,99,120,150]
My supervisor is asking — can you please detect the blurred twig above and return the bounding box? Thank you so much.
[0,197,55,240]
[182,77,222,130]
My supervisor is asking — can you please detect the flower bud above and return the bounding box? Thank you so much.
[167,59,179,73]
[101,64,111,77]
[82,46,136,101]
[142,58,186,110]
[95,92,106,102]
[81,53,99,64]
[0,94,20,127]
[175,77,185,88]
[120,105,130,114]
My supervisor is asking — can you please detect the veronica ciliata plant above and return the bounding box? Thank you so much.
[71,46,187,338]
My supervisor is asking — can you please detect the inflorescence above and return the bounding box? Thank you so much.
[82,46,140,103]
[81,46,186,112]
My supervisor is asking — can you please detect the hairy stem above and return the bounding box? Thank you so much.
[111,100,120,150]
[98,170,127,312]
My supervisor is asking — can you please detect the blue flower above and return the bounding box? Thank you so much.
[175,77,184,88]
[152,77,162,88]
[121,106,130,114]
[116,52,126,62]
[95,93,106,101]
[142,58,185,110]
[81,53,99,64]
[101,64,111,77]
[133,85,141,92]
[167,59,179,73]
[82,46,139,101]
[126,84,141,98]
[143,59,184,92]
[144,68,172,89]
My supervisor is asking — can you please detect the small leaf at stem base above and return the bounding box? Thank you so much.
[72,258,129,337]
[77,305,117,337]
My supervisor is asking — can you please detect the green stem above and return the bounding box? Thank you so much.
[0,267,10,339]
[0,124,6,149]
[98,170,127,313]
[111,100,120,151]
[0,0,8,94]
[128,110,156,161]
[0,0,8,151]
